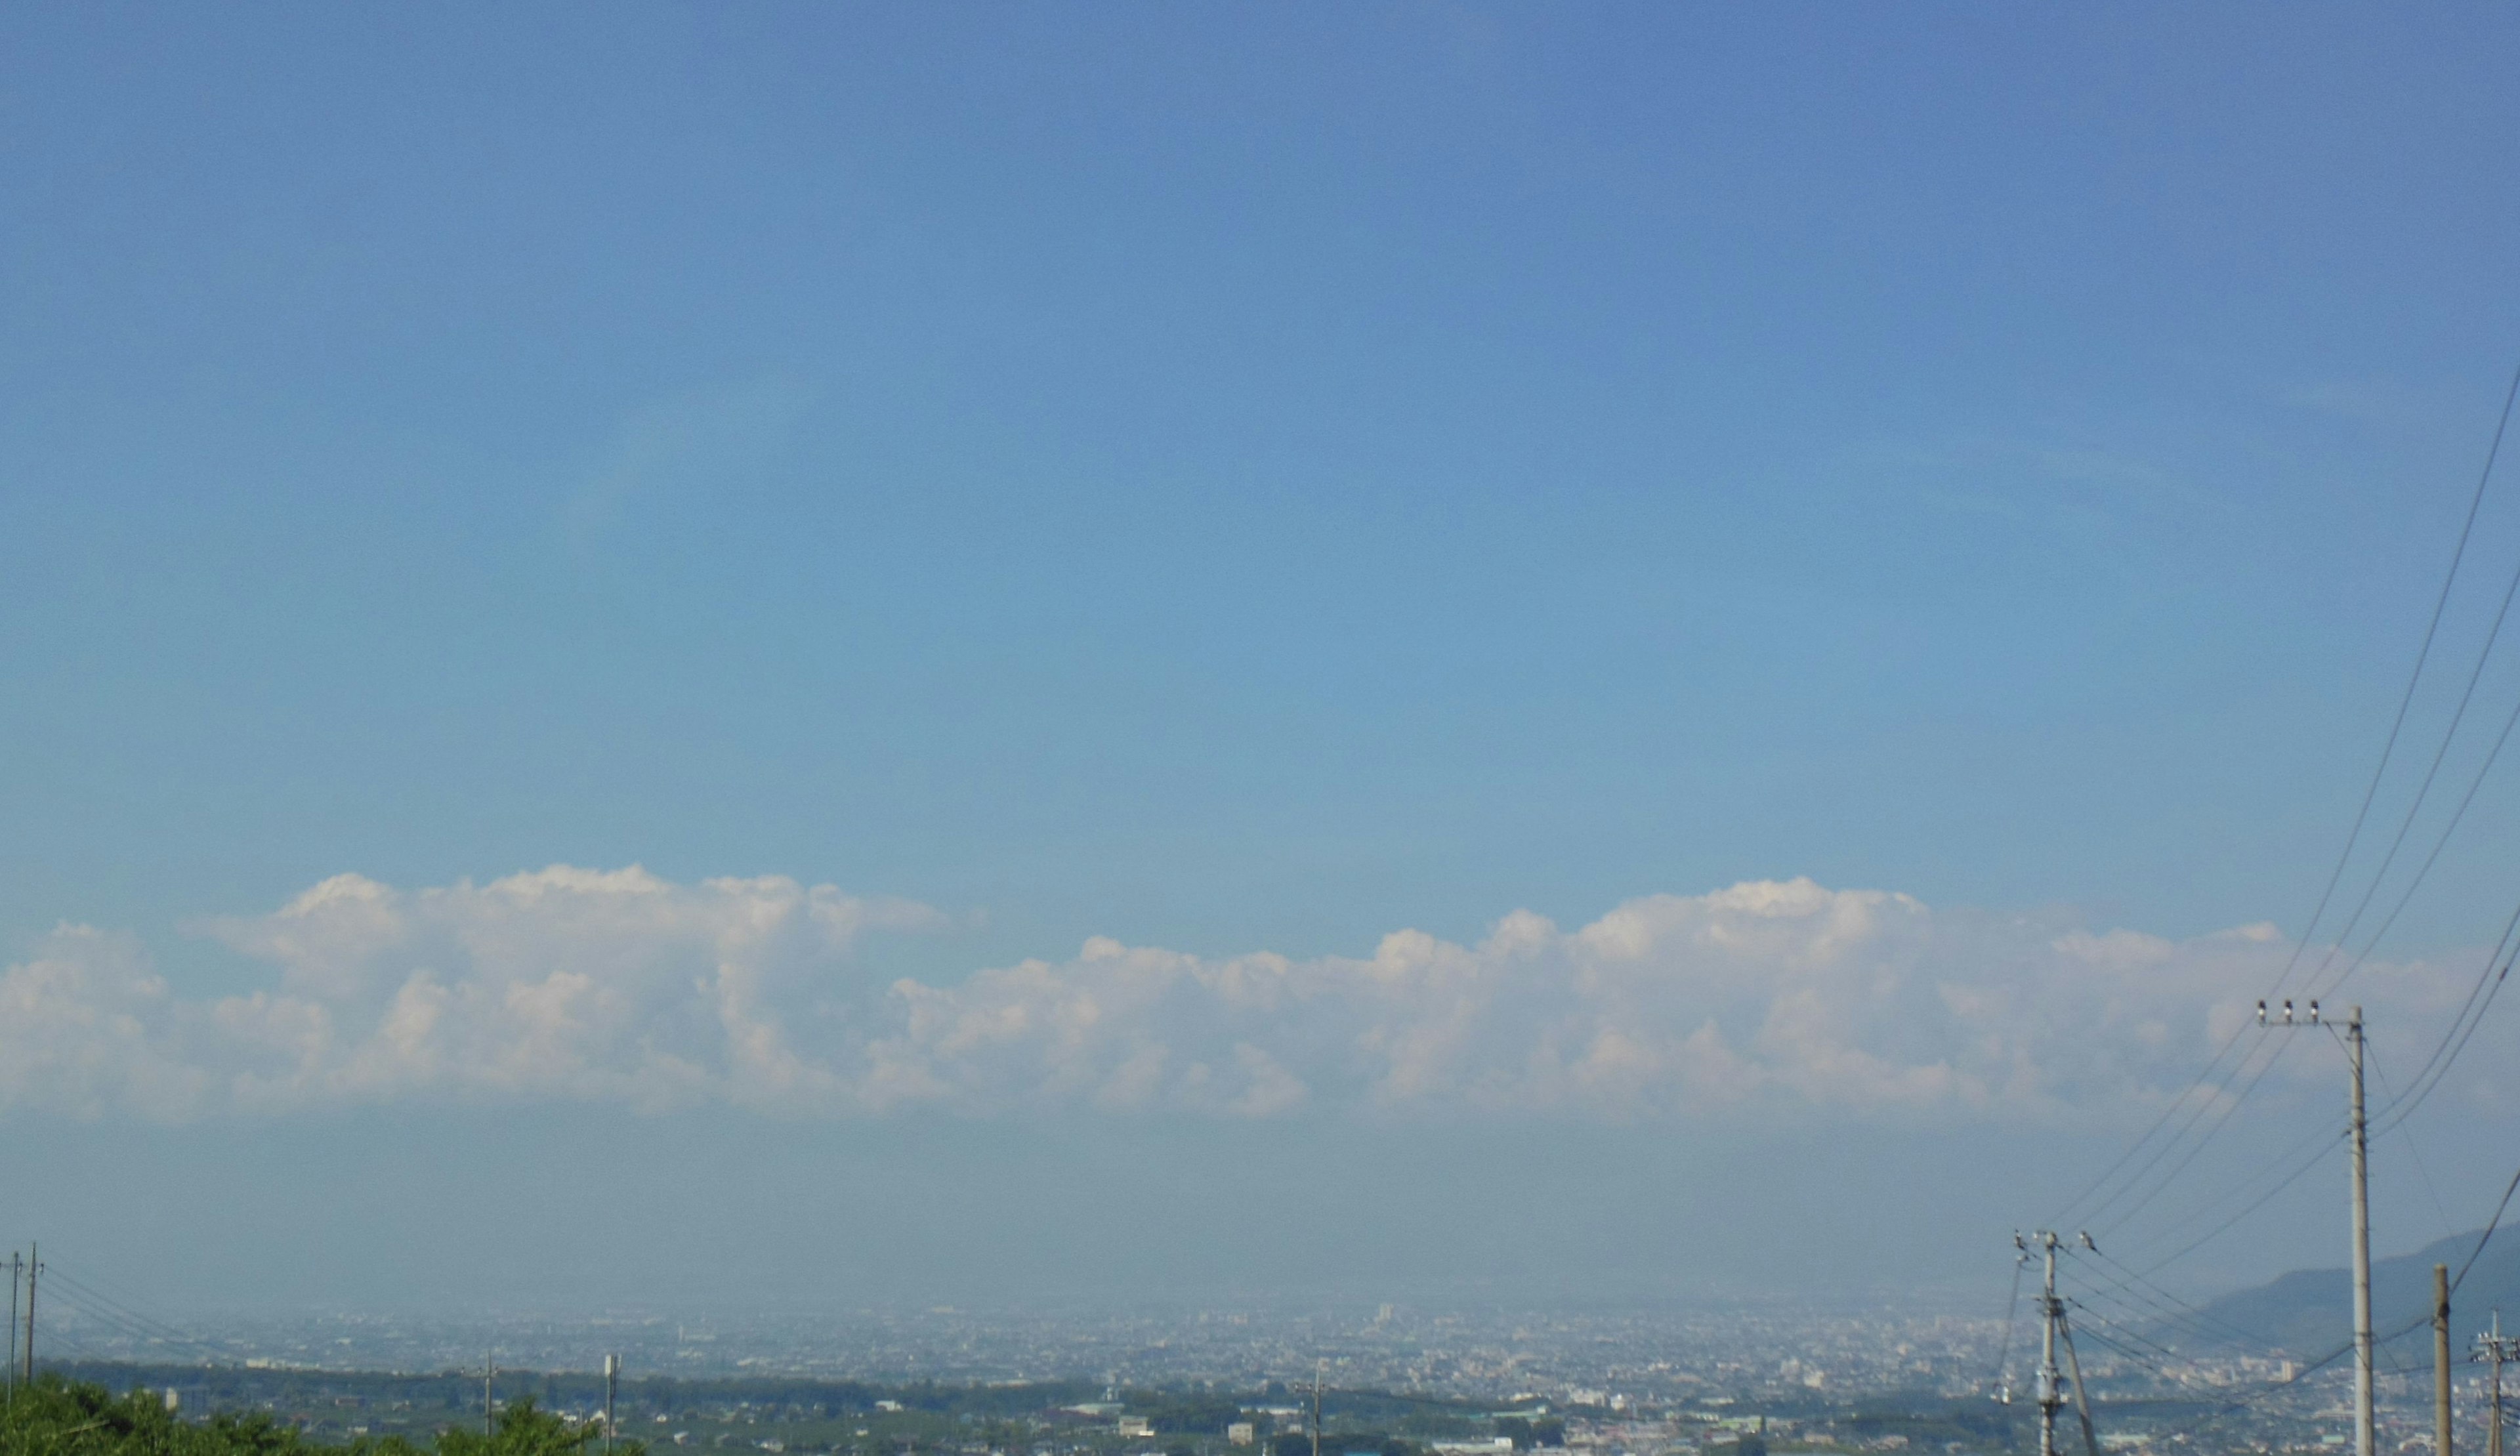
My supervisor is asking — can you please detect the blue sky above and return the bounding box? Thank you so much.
[9,3,2520,1308]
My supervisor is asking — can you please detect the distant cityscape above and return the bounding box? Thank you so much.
[16,1293,2505,1456]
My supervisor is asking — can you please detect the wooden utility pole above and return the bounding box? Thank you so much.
[2439,1264,2456,1456]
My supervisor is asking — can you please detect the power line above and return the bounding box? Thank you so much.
[2058,1308,2188,1386]
[36,1284,221,1364]
[2263,364,2520,994]
[35,1262,243,1365]
[2447,1158,2520,1297]
[2371,898,2520,1138]
[2303,525,2520,1003]
[2112,1113,2343,1268]
[2337,680,2520,986]
[2049,363,2520,1238]
[2135,1121,2345,1279]
[2090,1031,2305,1239]
[2071,1245,2275,1354]
[2065,1292,2215,1371]
[2047,1029,2263,1231]
[2136,1312,2433,1453]
[1992,1248,2030,1392]
[2363,1045,2456,1241]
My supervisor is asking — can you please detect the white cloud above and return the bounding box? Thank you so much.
[0,867,2493,1124]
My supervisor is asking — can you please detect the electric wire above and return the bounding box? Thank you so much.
[2372,900,2520,1137]
[2136,1126,2345,1279]
[2259,360,2519,997]
[2303,528,2520,1003]
[2136,1313,2432,1452]
[1991,1251,2029,1392]
[2093,682,2517,1250]
[2058,1299,2191,1382]
[2090,1032,2304,1240]
[2048,1029,2265,1232]
[2076,1031,2285,1235]
[2068,1293,2242,1378]
[2059,1310,2188,1387]
[37,1264,243,1365]
[2448,1156,2520,1297]
[2074,1245,2276,1353]
[2112,1113,2344,1268]
[39,1271,219,1356]
[2060,1260,2225,1348]
[2311,678,2520,1011]
[37,1290,179,1360]
[2048,362,2520,1238]
[2364,1044,2457,1240]
[2063,1278,2229,1356]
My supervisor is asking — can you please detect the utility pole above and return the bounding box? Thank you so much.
[2352,1008,2375,1456]
[2477,1312,2516,1456]
[6,1251,17,1400]
[2256,998,2370,1456]
[2440,1265,2456,1456]
[2019,1232,2099,1456]
[605,1353,620,1456]
[1311,1365,1323,1456]
[22,1243,34,1387]
[484,1351,496,1440]
[2038,1233,2063,1456]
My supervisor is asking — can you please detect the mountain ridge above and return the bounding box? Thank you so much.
[2182,1228,2520,1354]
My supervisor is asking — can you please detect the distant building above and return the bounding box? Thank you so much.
[1118,1417,1154,1437]
[1230,1423,1258,1445]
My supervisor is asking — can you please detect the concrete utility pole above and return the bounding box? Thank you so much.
[2352,1009,2376,1456]
[2021,1232,2099,1456]
[2037,1234,2063,1456]
[605,1354,620,1456]
[1311,1365,1324,1456]
[484,1352,496,1440]
[2440,1264,2457,1456]
[2256,998,2370,1456]
[2477,1313,2517,1456]
[6,1251,18,1398]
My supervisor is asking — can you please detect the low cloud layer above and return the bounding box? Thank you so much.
[0,866,2494,1123]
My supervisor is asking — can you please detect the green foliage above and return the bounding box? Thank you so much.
[0,1380,645,1456]
[2,1374,304,1456]
[402,1398,638,1456]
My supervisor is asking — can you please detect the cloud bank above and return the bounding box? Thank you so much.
[0,866,2488,1123]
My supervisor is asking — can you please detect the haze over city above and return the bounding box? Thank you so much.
[13,23,2520,1456]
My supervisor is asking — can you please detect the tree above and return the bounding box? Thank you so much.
[360,1398,642,1456]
